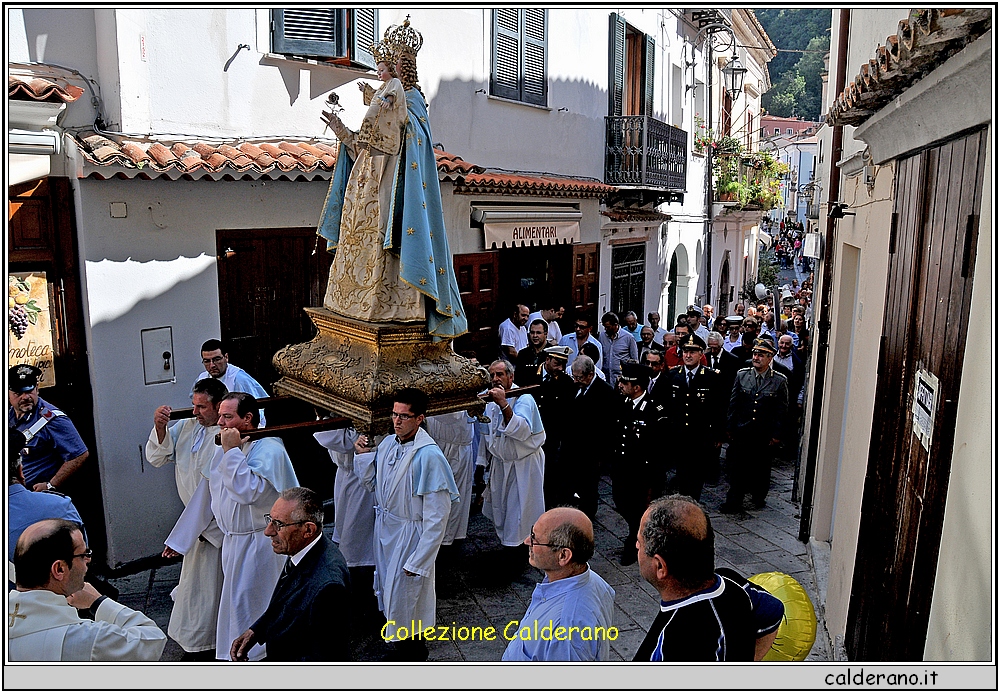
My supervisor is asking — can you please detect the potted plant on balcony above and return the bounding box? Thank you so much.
[714,154,741,202]
[693,114,713,156]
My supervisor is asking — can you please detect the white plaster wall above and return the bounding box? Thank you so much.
[811,169,893,643]
[16,8,104,128]
[75,176,331,565]
[924,128,993,661]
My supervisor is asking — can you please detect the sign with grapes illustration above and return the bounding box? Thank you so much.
[8,272,56,387]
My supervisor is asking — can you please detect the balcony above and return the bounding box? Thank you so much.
[605,116,687,200]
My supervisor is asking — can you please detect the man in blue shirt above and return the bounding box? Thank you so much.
[598,312,638,387]
[502,507,615,661]
[7,365,88,491]
[8,428,84,571]
[558,314,603,371]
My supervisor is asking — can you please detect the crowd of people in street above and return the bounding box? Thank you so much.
[8,275,815,661]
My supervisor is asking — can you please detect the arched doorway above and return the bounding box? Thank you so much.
[718,253,731,315]
[666,244,690,325]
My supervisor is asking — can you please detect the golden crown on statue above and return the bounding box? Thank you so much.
[384,14,423,57]
[366,40,394,65]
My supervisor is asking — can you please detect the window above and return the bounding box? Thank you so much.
[774,127,780,135]
[786,128,793,135]
[271,9,378,68]
[491,9,547,106]
[608,13,654,117]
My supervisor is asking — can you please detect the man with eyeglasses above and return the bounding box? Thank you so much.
[354,388,458,661]
[558,313,603,372]
[720,338,789,513]
[145,377,227,659]
[501,507,615,661]
[9,518,166,661]
[164,392,298,660]
[193,339,268,425]
[230,487,351,661]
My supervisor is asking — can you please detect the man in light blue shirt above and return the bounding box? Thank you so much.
[622,311,644,342]
[502,507,616,661]
[598,312,638,387]
[558,314,603,371]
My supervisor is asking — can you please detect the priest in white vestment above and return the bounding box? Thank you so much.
[9,519,166,661]
[165,393,298,661]
[354,388,459,661]
[424,411,476,545]
[144,377,226,656]
[313,426,375,568]
[479,360,546,548]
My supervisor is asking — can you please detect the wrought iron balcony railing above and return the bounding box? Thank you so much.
[605,115,687,191]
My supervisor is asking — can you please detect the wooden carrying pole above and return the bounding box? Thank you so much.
[193,383,545,445]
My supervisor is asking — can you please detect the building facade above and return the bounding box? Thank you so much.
[801,7,992,661]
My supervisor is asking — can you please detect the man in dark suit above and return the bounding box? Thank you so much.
[230,487,352,661]
[564,355,617,520]
[644,349,669,405]
[659,334,723,500]
[703,332,741,485]
[705,332,742,400]
[771,334,805,460]
[514,319,549,386]
[730,317,761,367]
[534,346,580,508]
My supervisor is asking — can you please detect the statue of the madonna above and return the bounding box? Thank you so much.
[318,16,467,341]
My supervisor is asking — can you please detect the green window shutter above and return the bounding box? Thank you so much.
[642,34,655,117]
[272,9,341,58]
[522,9,547,106]
[492,9,521,100]
[608,13,625,117]
[350,9,378,68]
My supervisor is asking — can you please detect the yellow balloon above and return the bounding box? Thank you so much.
[750,571,817,661]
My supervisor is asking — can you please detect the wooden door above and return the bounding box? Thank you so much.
[215,227,332,390]
[452,251,499,364]
[572,242,599,322]
[611,243,645,319]
[846,128,987,660]
[8,177,107,562]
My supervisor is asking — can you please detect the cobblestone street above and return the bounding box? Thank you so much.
[111,456,831,662]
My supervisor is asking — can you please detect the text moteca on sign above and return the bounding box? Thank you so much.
[484,221,580,248]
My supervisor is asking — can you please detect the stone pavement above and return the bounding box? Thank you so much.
[109,458,832,662]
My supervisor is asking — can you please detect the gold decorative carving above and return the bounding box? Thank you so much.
[273,307,488,435]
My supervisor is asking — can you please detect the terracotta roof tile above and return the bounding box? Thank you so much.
[72,132,616,197]
[601,208,670,223]
[8,74,85,103]
[828,8,992,127]
[73,131,338,180]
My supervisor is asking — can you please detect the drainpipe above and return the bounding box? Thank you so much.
[798,9,850,542]
[704,39,714,308]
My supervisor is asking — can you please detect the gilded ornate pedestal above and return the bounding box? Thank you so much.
[272,307,488,434]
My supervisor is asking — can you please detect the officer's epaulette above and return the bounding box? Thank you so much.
[670,365,684,372]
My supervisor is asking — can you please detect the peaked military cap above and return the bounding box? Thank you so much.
[679,333,707,351]
[543,345,572,361]
[752,337,777,355]
[8,364,42,393]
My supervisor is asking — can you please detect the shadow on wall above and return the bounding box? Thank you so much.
[428,75,612,179]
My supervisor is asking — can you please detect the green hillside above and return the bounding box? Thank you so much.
[755,9,832,121]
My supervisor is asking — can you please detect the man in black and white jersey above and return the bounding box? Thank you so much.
[633,495,784,661]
